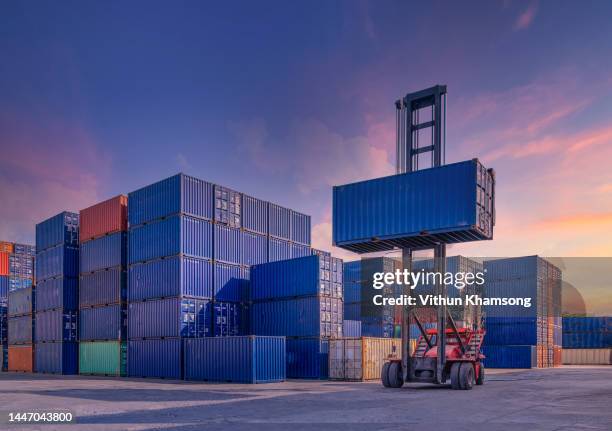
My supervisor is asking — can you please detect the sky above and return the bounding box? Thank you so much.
[1,0,612,263]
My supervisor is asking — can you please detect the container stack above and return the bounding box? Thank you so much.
[251,253,343,379]
[0,241,11,371]
[267,203,311,262]
[562,316,611,365]
[329,337,401,381]
[34,212,79,374]
[483,256,562,368]
[79,196,128,376]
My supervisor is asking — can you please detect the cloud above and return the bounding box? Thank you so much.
[514,3,538,31]
[176,153,192,171]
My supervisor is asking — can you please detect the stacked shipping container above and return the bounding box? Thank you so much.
[34,212,79,374]
[483,256,562,368]
[0,241,9,371]
[251,253,343,378]
[562,316,611,365]
[79,196,128,376]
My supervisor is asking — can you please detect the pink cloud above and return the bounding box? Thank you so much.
[514,3,538,31]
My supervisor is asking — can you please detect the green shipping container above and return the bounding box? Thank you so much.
[79,341,127,376]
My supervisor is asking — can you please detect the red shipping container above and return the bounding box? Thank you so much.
[0,241,14,253]
[80,195,128,243]
[8,345,35,372]
[0,252,9,276]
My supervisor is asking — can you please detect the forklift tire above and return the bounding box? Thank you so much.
[459,363,474,390]
[476,364,485,386]
[388,362,404,388]
[450,362,461,390]
[381,362,391,388]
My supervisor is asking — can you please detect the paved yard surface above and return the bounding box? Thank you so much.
[1,366,610,430]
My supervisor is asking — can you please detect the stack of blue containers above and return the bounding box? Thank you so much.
[562,317,611,348]
[0,297,6,370]
[343,261,361,322]
[251,252,343,378]
[35,212,80,374]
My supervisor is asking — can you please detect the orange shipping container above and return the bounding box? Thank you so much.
[0,241,14,253]
[0,252,9,276]
[80,195,128,243]
[8,345,34,372]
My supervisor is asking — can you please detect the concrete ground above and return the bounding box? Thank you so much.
[0,366,610,431]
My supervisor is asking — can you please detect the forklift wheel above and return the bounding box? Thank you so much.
[450,362,461,390]
[381,362,391,388]
[388,362,404,388]
[476,364,485,386]
[459,363,474,390]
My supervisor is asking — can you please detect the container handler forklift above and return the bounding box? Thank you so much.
[380,85,487,390]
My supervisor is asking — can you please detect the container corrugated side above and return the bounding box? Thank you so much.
[213,263,249,303]
[36,212,79,252]
[214,225,241,265]
[9,253,34,279]
[343,261,361,284]
[333,159,494,252]
[290,210,311,245]
[184,336,286,383]
[241,231,268,266]
[80,304,126,341]
[128,174,214,227]
[0,275,8,296]
[562,348,612,365]
[128,338,182,379]
[242,195,268,234]
[80,232,127,273]
[128,297,211,339]
[329,337,400,381]
[80,195,128,242]
[268,238,291,263]
[8,287,34,317]
[562,332,611,348]
[344,302,360,321]
[8,345,34,372]
[79,341,127,376]
[482,345,536,368]
[128,215,212,264]
[342,320,362,338]
[213,302,249,336]
[35,342,78,374]
[128,256,212,301]
[35,277,79,312]
[34,310,77,343]
[291,243,311,259]
[8,314,34,344]
[269,203,291,240]
[484,317,538,345]
[0,253,8,276]
[35,245,79,282]
[0,241,14,253]
[562,316,611,332]
[286,338,329,379]
[80,268,126,307]
[484,256,539,281]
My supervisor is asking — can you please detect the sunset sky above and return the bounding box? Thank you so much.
[1,1,612,261]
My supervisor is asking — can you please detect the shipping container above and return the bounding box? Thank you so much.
[9,277,33,292]
[35,277,78,312]
[0,275,8,297]
[80,195,128,242]
[562,332,612,349]
[333,159,495,252]
[482,345,536,368]
[80,268,126,307]
[8,314,34,344]
[128,256,212,301]
[251,296,343,338]
[128,338,182,379]
[1,344,7,371]
[344,283,360,304]
[329,337,401,381]
[79,341,127,376]
[484,317,538,345]
[80,304,126,341]
[343,320,362,338]
[562,316,611,332]
[343,261,361,284]
[251,255,343,301]
[128,215,213,264]
[344,302,361,321]
[214,185,242,228]
[242,195,268,234]
[34,310,77,342]
[8,345,34,372]
[269,203,291,240]
[184,336,285,383]
[128,174,214,227]
[291,243,311,258]
[361,321,394,338]
[214,225,242,265]
[213,302,249,336]
[213,263,249,303]
[0,241,14,254]
[36,212,79,252]
[80,232,127,273]
[9,253,34,279]
[286,338,329,379]
[35,245,79,282]
[128,297,211,339]
[562,348,611,365]
[35,342,78,374]
[14,243,35,256]
[290,210,311,245]
[8,287,34,317]
[268,238,291,263]
[241,231,268,266]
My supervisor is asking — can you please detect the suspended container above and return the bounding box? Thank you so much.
[329,337,401,381]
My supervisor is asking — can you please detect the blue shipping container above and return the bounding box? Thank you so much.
[562,332,612,348]
[9,254,34,278]
[35,342,78,374]
[8,314,34,344]
[213,263,249,303]
[8,287,34,317]
[128,256,212,301]
[128,297,211,339]
[214,225,242,265]
[80,232,127,273]
[291,243,311,259]
[242,231,268,266]
[286,338,329,379]
[484,317,538,345]
[80,304,126,341]
[14,244,35,256]
[269,203,291,240]
[35,310,78,342]
[36,245,79,282]
[128,174,214,227]
[344,302,360,321]
[128,215,213,264]
[344,282,361,304]
[184,336,285,383]
[9,277,33,292]
[35,277,78,312]
[213,302,249,336]
[290,210,311,245]
[483,345,536,369]
[214,185,242,228]
[128,338,182,379]
[333,159,495,253]
[36,212,79,252]
[0,276,7,298]
[563,316,611,332]
[242,195,268,235]
[80,267,126,307]
[361,322,394,338]
[268,238,292,263]
[343,320,362,337]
